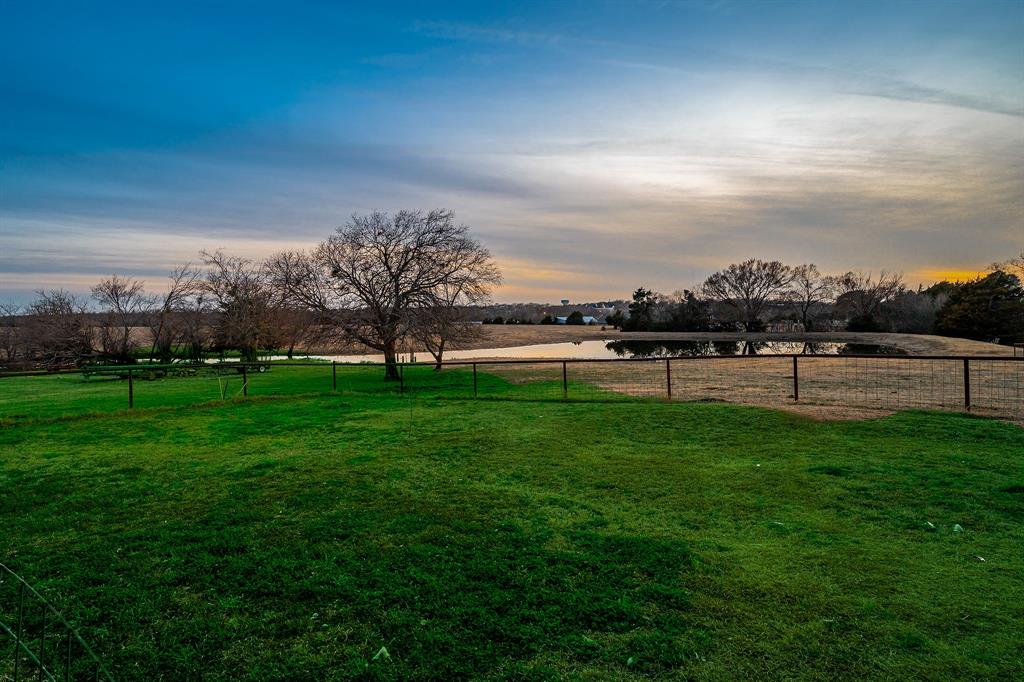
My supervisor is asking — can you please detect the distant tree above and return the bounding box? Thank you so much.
[784,265,836,332]
[622,287,656,331]
[667,290,712,331]
[273,210,500,380]
[933,270,1024,344]
[147,265,203,363]
[23,290,92,367]
[702,259,793,332]
[200,250,275,362]
[834,271,905,331]
[991,251,1023,280]
[882,288,945,334]
[0,303,23,365]
[604,310,624,329]
[411,306,483,370]
[91,275,153,361]
[566,311,585,325]
[264,251,335,358]
[539,314,556,325]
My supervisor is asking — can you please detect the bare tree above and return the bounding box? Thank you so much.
[147,264,203,363]
[409,306,483,370]
[200,250,274,362]
[702,259,793,331]
[23,290,93,368]
[785,264,837,332]
[91,275,153,361]
[0,303,23,365]
[264,251,337,358]
[834,271,905,330]
[275,209,500,379]
[992,250,1024,279]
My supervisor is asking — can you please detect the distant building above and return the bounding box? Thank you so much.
[560,299,570,305]
[555,315,601,325]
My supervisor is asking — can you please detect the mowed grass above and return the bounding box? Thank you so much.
[1,388,1023,679]
[0,363,596,425]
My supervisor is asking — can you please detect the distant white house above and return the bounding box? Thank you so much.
[555,315,601,325]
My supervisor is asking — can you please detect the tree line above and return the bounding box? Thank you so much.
[0,210,501,377]
[612,255,1024,344]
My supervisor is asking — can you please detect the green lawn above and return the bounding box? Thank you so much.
[1,387,1022,679]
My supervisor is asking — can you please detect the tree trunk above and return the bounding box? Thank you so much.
[383,340,400,381]
[432,340,445,371]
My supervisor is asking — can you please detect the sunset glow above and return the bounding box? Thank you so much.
[2,1,1021,303]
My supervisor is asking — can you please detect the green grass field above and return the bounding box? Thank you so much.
[2,373,1023,679]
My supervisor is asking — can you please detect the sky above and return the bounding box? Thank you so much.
[2,0,1022,305]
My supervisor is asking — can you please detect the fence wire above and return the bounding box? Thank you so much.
[0,563,114,681]
[1,356,1022,423]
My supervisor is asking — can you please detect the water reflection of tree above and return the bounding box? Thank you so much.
[606,340,739,357]
[605,339,883,357]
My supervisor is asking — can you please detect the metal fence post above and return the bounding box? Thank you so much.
[666,359,672,400]
[963,358,971,410]
[13,582,24,679]
[792,356,799,402]
[242,365,248,397]
[472,362,478,398]
[332,361,337,392]
[562,361,568,400]
[127,369,134,409]
[39,601,47,675]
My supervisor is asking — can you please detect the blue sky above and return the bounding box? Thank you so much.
[2,0,1022,303]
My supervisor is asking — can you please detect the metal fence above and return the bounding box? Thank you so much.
[1,355,1022,422]
[0,563,114,681]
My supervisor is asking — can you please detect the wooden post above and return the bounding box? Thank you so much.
[332,361,337,392]
[562,361,568,400]
[963,358,971,410]
[472,362,478,397]
[666,359,672,400]
[792,356,799,402]
[127,369,134,409]
[242,365,248,397]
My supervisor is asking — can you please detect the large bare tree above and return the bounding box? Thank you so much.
[785,264,837,332]
[199,250,275,362]
[272,209,500,379]
[834,271,905,330]
[702,259,793,331]
[91,275,153,361]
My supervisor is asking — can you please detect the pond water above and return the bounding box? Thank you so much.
[286,340,906,364]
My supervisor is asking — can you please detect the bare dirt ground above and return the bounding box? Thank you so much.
[465,325,1012,356]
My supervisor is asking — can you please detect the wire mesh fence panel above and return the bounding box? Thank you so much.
[568,359,666,401]
[0,372,133,423]
[400,363,475,398]
[241,363,334,399]
[0,564,114,681]
[669,356,793,408]
[3,356,1023,422]
[970,359,1024,418]
[474,361,567,401]
[331,363,400,396]
[797,356,967,412]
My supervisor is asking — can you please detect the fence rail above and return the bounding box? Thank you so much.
[0,563,114,681]
[1,355,1022,422]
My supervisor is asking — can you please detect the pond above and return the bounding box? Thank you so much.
[292,340,906,363]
